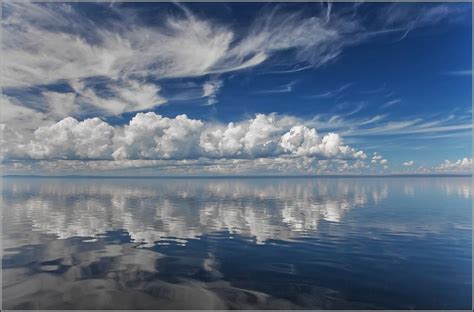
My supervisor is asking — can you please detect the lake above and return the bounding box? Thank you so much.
[1,177,471,309]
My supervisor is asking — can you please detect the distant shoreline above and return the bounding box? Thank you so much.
[1,174,472,179]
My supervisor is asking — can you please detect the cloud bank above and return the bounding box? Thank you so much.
[1,113,366,163]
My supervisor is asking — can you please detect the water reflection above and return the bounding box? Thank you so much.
[3,178,394,245]
[2,177,472,309]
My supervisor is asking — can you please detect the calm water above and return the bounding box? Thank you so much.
[1,177,472,309]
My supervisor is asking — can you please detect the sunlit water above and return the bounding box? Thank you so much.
[1,177,471,309]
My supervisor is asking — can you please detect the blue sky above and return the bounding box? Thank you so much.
[0,2,472,175]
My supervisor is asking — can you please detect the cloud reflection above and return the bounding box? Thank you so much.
[3,178,393,246]
[2,177,471,310]
[3,177,470,247]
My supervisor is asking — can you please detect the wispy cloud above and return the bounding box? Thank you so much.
[307,83,353,99]
[1,2,470,175]
[374,3,469,42]
[2,2,468,122]
[202,79,223,105]
[380,99,401,109]
[343,119,471,137]
[70,79,166,116]
[2,2,363,89]
[254,81,297,95]
[306,112,471,138]
[359,83,386,95]
[444,70,472,76]
[1,2,370,120]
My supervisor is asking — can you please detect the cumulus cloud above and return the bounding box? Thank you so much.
[1,2,468,175]
[28,117,115,160]
[435,158,472,173]
[280,126,365,159]
[370,152,388,167]
[112,113,204,160]
[403,160,414,166]
[1,113,366,164]
[371,152,382,163]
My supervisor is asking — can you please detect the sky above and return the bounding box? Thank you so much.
[0,1,472,176]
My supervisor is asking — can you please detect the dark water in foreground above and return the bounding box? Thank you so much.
[1,177,472,309]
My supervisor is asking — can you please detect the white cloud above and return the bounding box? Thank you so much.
[2,2,468,133]
[28,117,115,160]
[371,152,382,163]
[434,158,472,173]
[2,3,362,89]
[1,113,366,165]
[1,2,374,123]
[1,2,469,175]
[202,79,223,105]
[42,91,78,119]
[112,113,204,160]
[370,152,388,167]
[70,79,166,116]
[375,3,468,41]
[0,124,28,161]
[306,112,471,139]
[0,95,51,132]
[254,81,297,94]
[403,160,414,166]
[380,99,401,109]
[307,83,352,99]
[280,126,366,159]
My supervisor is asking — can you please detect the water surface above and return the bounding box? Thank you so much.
[2,177,471,309]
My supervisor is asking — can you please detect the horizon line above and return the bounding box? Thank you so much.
[1,173,472,179]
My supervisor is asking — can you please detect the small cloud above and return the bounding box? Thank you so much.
[403,160,414,166]
[202,79,223,105]
[380,99,401,109]
[444,70,472,76]
[254,81,297,95]
[359,83,386,95]
[371,152,388,166]
[307,83,353,99]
